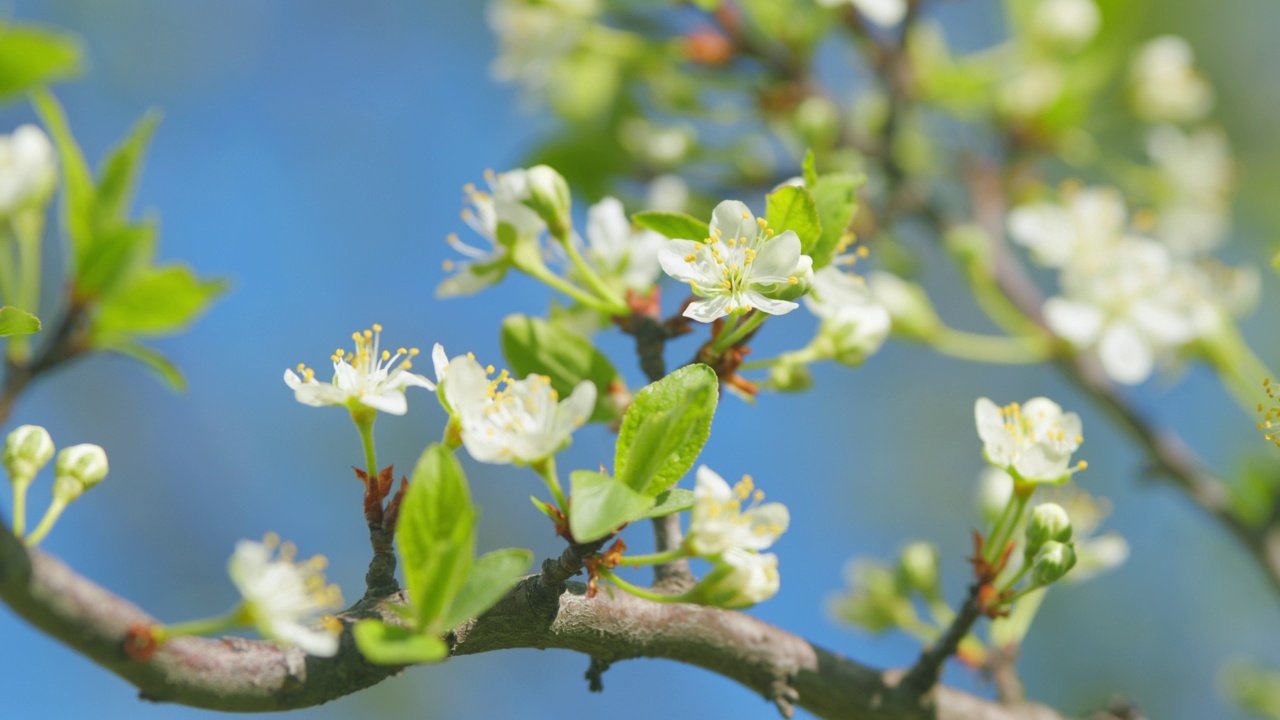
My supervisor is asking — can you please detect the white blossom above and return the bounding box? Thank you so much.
[582,196,663,290]
[488,0,598,97]
[1007,188,1127,268]
[439,168,547,298]
[805,267,891,364]
[0,125,56,216]
[645,174,689,213]
[438,349,595,465]
[284,324,435,415]
[659,200,812,323]
[227,535,343,657]
[692,548,781,609]
[1147,125,1232,255]
[1033,0,1100,50]
[685,466,789,558]
[975,397,1085,485]
[1130,36,1214,123]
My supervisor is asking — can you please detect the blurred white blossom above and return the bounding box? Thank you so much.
[228,535,343,657]
[581,196,664,290]
[817,0,908,28]
[1130,36,1214,123]
[805,267,891,364]
[0,125,56,216]
[1147,125,1232,255]
[685,466,789,558]
[1032,0,1101,50]
[975,397,1084,485]
[439,168,547,297]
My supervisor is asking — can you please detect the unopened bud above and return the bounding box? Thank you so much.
[52,444,109,503]
[3,424,54,484]
[768,358,813,393]
[1025,503,1073,560]
[1030,540,1077,587]
[525,165,572,240]
[898,542,940,598]
[686,549,780,609]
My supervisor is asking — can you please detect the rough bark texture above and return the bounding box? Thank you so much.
[0,524,1068,719]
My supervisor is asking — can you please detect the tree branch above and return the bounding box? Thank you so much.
[0,519,1066,720]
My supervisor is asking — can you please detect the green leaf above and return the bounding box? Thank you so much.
[802,149,818,187]
[397,445,477,633]
[96,334,187,392]
[440,548,533,631]
[74,221,156,298]
[808,172,864,269]
[0,26,81,102]
[568,469,653,543]
[0,307,40,337]
[633,210,710,241]
[95,263,228,336]
[352,620,449,666]
[635,488,696,520]
[94,111,162,229]
[614,364,718,496]
[500,314,621,423]
[766,185,822,255]
[32,89,95,258]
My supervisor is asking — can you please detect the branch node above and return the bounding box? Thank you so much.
[584,656,612,693]
[766,674,799,719]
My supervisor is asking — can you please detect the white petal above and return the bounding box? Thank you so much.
[1043,297,1105,346]
[684,295,734,323]
[1097,321,1154,385]
[432,344,449,382]
[658,240,711,285]
[709,200,755,244]
[694,466,734,501]
[748,232,803,282]
[360,390,409,416]
[742,291,799,316]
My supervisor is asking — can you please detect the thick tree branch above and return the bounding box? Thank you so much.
[0,520,1066,719]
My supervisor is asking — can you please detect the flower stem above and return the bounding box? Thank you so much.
[156,605,249,641]
[711,312,767,353]
[534,457,568,514]
[984,489,1030,565]
[999,562,1031,593]
[10,477,31,537]
[7,211,44,365]
[598,567,685,603]
[619,548,688,567]
[930,328,1051,365]
[561,237,627,315]
[513,250,619,314]
[24,498,68,547]
[351,408,378,478]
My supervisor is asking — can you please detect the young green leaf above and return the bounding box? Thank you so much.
[0,26,81,102]
[94,111,162,229]
[31,89,94,257]
[0,307,40,337]
[614,364,718,496]
[94,263,228,336]
[500,314,622,423]
[635,487,696,521]
[95,334,187,392]
[568,469,653,543]
[808,172,864,269]
[440,548,534,632]
[74,221,156,298]
[766,185,822,255]
[802,149,818,187]
[632,210,710,241]
[397,445,477,634]
[352,620,449,666]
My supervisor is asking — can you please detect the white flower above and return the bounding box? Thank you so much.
[0,125,56,216]
[686,466,789,558]
[439,349,595,465]
[583,196,664,290]
[1147,125,1232,255]
[646,174,689,213]
[488,0,598,97]
[284,324,435,415]
[658,200,812,323]
[438,168,547,298]
[999,64,1064,118]
[1007,188,1127,268]
[692,548,781,609]
[228,535,343,657]
[975,397,1085,485]
[866,271,938,340]
[1044,237,1199,385]
[816,0,907,28]
[1130,36,1214,123]
[805,267,891,364]
[1033,0,1100,50]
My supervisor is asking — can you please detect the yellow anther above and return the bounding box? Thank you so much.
[727,238,737,247]
[741,211,751,219]
[264,531,280,547]
[857,246,870,258]
[409,348,420,356]
[756,217,767,228]
[372,323,383,332]
[363,329,373,339]
[684,254,697,262]
[486,364,496,374]
[381,350,391,361]
[788,276,798,285]
[442,259,455,271]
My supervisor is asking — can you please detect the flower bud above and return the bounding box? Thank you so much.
[3,424,54,484]
[1025,503,1073,559]
[897,542,940,598]
[525,165,572,240]
[686,549,780,609]
[1030,540,1077,587]
[867,271,941,341]
[52,444,109,503]
[0,125,57,216]
[768,357,813,393]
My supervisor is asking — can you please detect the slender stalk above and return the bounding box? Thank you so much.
[515,255,618,313]
[7,211,44,364]
[10,478,30,537]
[930,328,1051,365]
[711,312,767,353]
[156,606,249,642]
[984,489,1030,565]
[24,498,68,547]
[598,567,685,604]
[619,548,688,567]
[351,409,378,479]
[534,457,568,514]
[561,239,627,315]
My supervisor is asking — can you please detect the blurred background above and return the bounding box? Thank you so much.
[1,1,1278,718]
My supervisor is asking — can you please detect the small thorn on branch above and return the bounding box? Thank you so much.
[766,675,799,719]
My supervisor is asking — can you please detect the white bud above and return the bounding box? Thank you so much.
[867,271,941,341]
[525,164,572,239]
[0,125,57,216]
[53,444,109,503]
[1027,503,1073,550]
[1033,0,1101,50]
[1031,541,1077,587]
[687,549,780,609]
[898,542,940,597]
[3,424,54,484]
